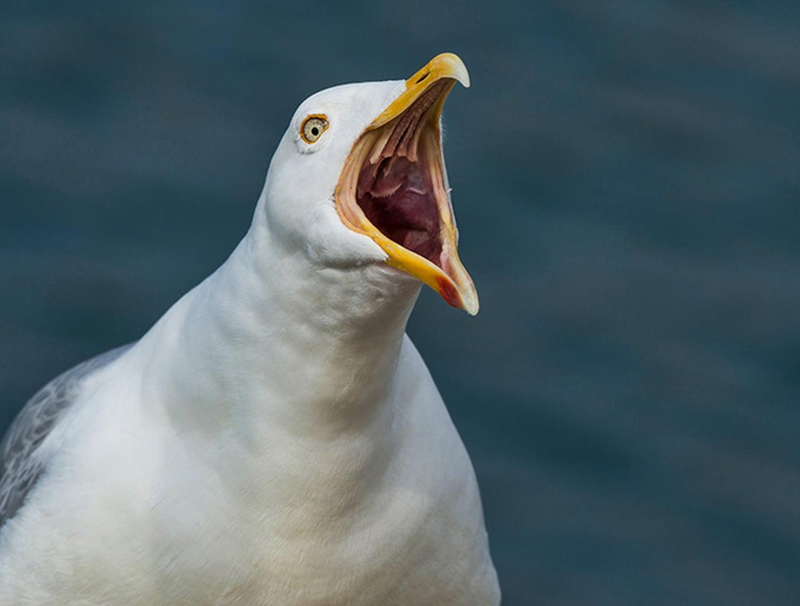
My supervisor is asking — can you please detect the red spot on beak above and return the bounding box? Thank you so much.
[436,278,461,309]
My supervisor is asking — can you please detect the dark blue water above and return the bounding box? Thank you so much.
[2,1,799,604]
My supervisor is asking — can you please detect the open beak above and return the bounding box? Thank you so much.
[335,53,479,315]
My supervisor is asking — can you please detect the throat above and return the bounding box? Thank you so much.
[161,232,421,433]
[357,155,443,266]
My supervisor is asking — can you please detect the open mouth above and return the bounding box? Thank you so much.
[355,80,449,268]
[335,54,478,314]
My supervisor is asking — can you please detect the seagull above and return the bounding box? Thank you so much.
[0,53,500,605]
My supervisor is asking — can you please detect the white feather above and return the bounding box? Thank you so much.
[0,78,499,606]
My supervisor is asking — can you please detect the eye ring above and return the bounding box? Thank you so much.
[300,115,329,144]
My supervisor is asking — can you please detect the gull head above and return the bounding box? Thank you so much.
[261,53,478,315]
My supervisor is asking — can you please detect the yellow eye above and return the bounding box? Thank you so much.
[301,115,328,144]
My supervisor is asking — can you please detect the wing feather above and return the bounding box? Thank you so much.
[0,344,133,527]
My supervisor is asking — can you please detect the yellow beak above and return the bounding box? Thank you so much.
[336,53,479,315]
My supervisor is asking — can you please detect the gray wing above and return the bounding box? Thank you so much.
[0,343,133,527]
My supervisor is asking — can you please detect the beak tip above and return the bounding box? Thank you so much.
[447,280,479,316]
[429,52,471,89]
[445,52,470,89]
[462,294,479,316]
[458,65,471,89]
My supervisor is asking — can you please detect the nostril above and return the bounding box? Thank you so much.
[415,72,429,84]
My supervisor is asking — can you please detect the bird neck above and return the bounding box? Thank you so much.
[140,209,421,440]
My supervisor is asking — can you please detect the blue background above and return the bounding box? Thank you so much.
[1,1,799,603]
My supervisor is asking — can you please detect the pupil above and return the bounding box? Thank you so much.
[311,127,319,136]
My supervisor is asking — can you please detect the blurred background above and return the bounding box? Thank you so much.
[1,0,799,603]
